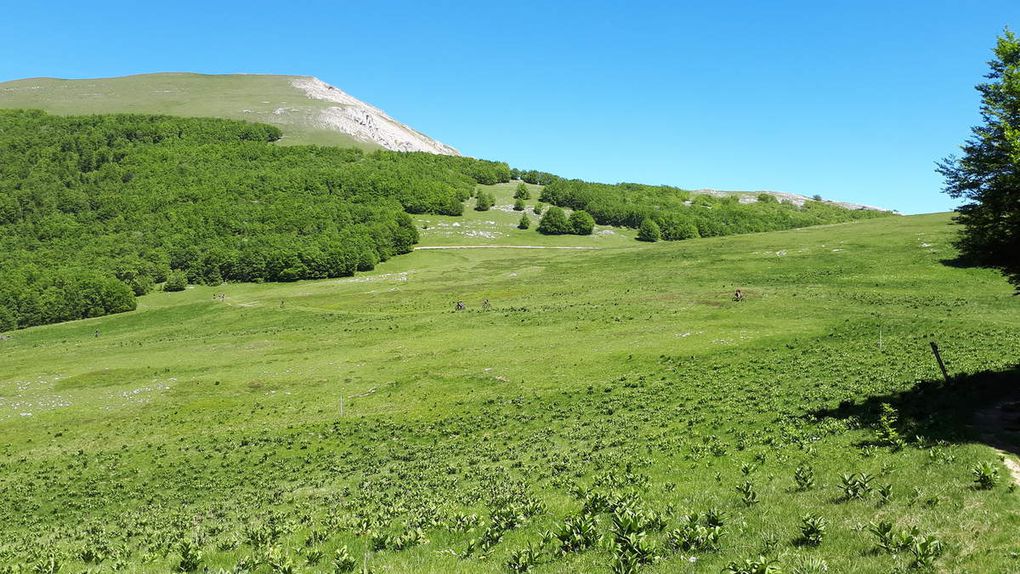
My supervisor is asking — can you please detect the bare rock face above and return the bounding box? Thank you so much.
[292,77,459,155]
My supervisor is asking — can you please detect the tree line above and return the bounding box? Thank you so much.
[537,179,890,241]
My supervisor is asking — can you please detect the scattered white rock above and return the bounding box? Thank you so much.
[292,77,459,155]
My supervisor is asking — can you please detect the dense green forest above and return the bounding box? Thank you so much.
[0,110,509,330]
[539,179,892,239]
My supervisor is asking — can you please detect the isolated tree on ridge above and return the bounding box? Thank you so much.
[938,29,1020,290]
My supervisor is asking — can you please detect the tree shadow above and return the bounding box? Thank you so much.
[809,365,1020,458]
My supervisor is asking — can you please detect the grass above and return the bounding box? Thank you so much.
[1,209,1019,573]
[0,72,378,148]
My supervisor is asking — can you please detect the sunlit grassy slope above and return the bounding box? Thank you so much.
[0,73,374,148]
[1,203,1018,572]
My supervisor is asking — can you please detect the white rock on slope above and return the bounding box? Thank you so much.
[291,77,459,156]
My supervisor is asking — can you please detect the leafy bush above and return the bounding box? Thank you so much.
[514,198,526,211]
[514,183,531,200]
[794,464,815,491]
[537,207,571,235]
[518,214,531,230]
[475,191,495,211]
[568,210,595,235]
[637,218,661,242]
[972,461,1000,489]
[798,514,826,546]
[164,271,188,292]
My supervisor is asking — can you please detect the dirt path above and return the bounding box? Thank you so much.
[1001,454,1020,487]
[973,396,1020,487]
[415,245,598,250]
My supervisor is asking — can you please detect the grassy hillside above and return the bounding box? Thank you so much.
[0,73,383,148]
[1,211,1018,573]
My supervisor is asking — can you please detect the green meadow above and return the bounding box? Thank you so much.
[1,180,1018,572]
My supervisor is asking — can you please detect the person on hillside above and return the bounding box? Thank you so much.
[455,300,465,311]
[734,289,744,302]
[482,298,491,310]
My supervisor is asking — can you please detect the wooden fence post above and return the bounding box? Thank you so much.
[929,341,951,384]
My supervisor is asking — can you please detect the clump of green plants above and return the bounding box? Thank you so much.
[518,213,531,230]
[722,554,782,574]
[177,538,203,572]
[971,461,1000,489]
[553,514,599,554]
[838,472,874,501]
[794,464,815,491]
[506,543,541,573]
[737,481,759,506]
[667,513,723,553]
[332,545,357,573]
[798,514,826,546]
[877,403,905,449]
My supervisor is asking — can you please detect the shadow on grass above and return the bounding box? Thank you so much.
[810,365,1020,458]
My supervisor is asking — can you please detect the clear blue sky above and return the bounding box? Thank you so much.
[2,1,1018,213]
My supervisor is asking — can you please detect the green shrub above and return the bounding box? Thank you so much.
[537,207,571,235]
[757,193,778,203]
[518,214,531,230]
[164,271,188,292]
[514,183,531,200]
[513,198,526,211]
[972,461,1000,489]
[637,218,661,242]
[568,210,595,235]
[475,191,495,211]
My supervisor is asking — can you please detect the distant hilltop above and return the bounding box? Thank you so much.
[0,72,460,155]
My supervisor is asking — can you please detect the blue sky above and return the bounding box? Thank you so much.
[2,1,1018,213]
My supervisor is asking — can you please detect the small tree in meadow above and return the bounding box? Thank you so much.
[475,191,495,211]
[513,198,525,211]
[637,218,661,242]
[518,213,531,229]
[568,210,595,235]
[537,206,571,235]
[164,270,188,292]
[533,202,545,216]
[514,182,531,200]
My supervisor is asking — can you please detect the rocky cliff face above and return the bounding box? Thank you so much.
[291,77,459,155]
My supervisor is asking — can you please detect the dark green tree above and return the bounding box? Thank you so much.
[513,198,525,211]
[637,218,661,242]
[537,206,571,235]
[164,271,188,292]
[938,29,1020,289]
[568,210,595,235]
[514,182,531,200]
[518,213,531,229]
[475,191,495,211]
